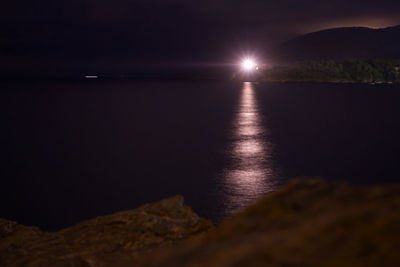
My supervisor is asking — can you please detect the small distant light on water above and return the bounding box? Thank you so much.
[241,58,257,71]
[85,75,98,79]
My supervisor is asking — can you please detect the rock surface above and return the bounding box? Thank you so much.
[0,195,213,266]
[1,179,400,266]
[138,179,400,267]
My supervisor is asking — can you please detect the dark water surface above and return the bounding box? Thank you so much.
[1,81,399,230]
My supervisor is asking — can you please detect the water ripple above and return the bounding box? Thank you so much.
[222,82,277,216]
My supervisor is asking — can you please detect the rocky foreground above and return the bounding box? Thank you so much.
[1,179,400,266]
[0,195,213,266]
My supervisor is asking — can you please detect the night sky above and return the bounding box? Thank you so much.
[1,0,400,75]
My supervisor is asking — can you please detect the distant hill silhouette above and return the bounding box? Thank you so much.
[272,25,400,63]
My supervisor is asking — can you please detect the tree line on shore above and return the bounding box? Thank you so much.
[263,59,400,83]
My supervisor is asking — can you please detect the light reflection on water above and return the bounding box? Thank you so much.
[222,82,276,216]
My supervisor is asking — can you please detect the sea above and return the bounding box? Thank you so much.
[1,80,399,230]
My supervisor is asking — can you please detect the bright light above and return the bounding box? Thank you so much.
[241,59,256,71]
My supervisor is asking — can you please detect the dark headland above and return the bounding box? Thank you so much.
[262,25,400,83]
[272,25,400,63]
